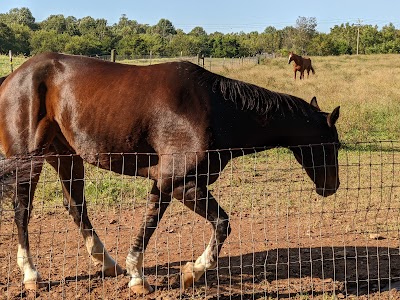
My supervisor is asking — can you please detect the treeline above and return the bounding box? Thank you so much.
[1,7,400,57]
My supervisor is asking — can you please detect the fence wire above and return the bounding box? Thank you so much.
[0,141,399,299]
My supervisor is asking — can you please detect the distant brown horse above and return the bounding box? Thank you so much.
[0,53,340,295]
[288,52,315,80]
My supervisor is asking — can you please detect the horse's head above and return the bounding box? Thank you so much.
[288,52,294,64]
[290,97,341,197]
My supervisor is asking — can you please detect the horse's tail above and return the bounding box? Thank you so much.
[310,65,315,74]
[0,75,9,87]
[0,75,9,99]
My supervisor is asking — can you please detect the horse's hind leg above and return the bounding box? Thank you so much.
[14,158,45,290]
[45,154,123,277]
[126,181,171,294]
[178,185,231,289]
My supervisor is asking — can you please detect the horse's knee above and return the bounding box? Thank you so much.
[156,177,174,195]
[165,181,197,200]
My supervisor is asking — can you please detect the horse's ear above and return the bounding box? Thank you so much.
[310,96,320,111]
[327,106,340,127]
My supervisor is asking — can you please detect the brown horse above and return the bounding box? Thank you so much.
[0,53,340,295]
[288,52,315,80]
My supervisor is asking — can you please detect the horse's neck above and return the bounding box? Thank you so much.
[263,113,311,148]
[293,55,302,64]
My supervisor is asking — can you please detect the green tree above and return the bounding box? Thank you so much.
[153,18,176,36]
[40,14,68,34]
[189,26,207,37]
[329,23,356,55]
[309,33,337,55]
[30,29,70,54]
[9,23,31,54]
[0,7,36,29]
[380,23,400,53]
[115,34,148,56]
[65,16,79,36]
[360,25,381,54]
[280,26,297,52]
[187,26,210,56]
[0,22,15,53]
[141,33,164,55]
[167,32,207,56]
[112,14,143,36]
[295,16,317,54]
[65,35,103,55]
[210,33,242,57]
[76,17,116,54]
[238,31,260,55]
[263,26,282,53]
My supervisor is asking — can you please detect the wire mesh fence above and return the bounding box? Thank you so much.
[0,141,399,299]
[91,53,262,72]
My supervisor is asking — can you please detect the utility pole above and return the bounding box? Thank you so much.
[356,19,363,55]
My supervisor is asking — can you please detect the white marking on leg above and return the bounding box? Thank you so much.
[196,244,216,268]
[85,235,117,271]
[126,251,145,286]
[191,241,218,281]
[17,244,41,283]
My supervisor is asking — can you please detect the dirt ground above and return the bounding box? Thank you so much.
[1,201,400,300]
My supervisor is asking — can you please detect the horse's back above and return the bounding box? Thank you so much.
[0,53,212,178]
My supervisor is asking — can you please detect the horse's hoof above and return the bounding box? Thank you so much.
[130,281,154,295]
[24,280,45,291]
[181,262,195,289]
[103,264,124,277]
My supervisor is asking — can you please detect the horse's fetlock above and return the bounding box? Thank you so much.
[216,217,231,238]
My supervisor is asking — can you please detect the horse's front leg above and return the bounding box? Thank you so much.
[127,181,171,294]
[14,160,44,290]
[178,185,231,290]
[46,154,123,277]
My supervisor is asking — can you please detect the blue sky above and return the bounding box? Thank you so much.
[0,0,398,33]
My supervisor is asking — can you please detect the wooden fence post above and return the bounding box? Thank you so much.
[110,49,116,62]
[9,50,13,72]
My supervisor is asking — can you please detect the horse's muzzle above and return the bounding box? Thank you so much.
[315,188,337,197]
[316,181,340,197]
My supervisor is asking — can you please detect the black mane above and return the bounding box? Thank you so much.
[189,62,317,118]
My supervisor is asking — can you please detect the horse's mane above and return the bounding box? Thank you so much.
[189,63,316,119]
